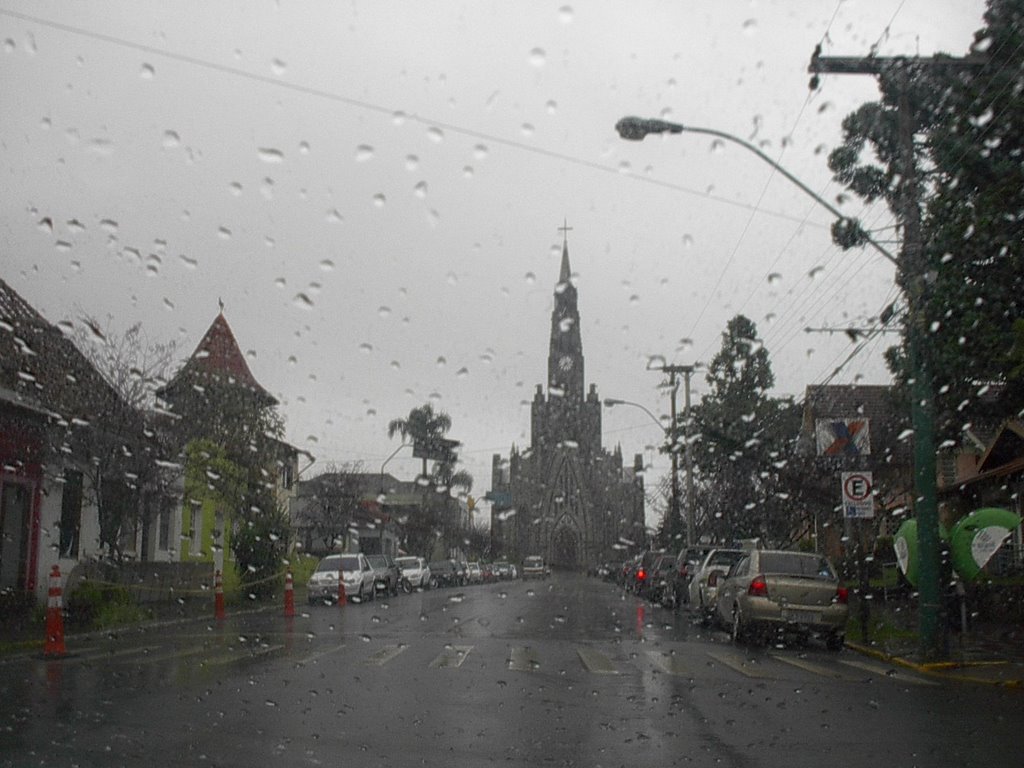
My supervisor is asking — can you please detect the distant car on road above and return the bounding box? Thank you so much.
[522,555,547,580]
[715,549,848,650]
[428,559,463,588]
[467,562,483,583]
[307,553,376,604]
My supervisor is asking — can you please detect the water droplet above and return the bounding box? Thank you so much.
[359,343,373,354]
[140,63,155,80]
[217,226,232,240]
[446,271,458,285]
[767,272,782,285]
[807,265,824,280]
[298,141,310,155]
[355,144,374,162]
[546,100,558,114]
[360,634,371,643]
[462,166,474,178]
[258,147,284,163]
[436,356,447,367]
[39,117,51,130]
[372,193,386,207]
[473,144,489,160]
[528,48,546,67]
[378,306,391,318]
[405,154,419,170]
[66,219,85,234]
[229,181,243,196]
[521,123,535,137]
[682,234,694,248]
[559,6,574,23]
[710,139,725,154]
[261,177,275,199]
[3,38,14,53]
[271,58,287,76]
[392,111,408,126]
[414,181,427,198]
[456,367,469,379]
[525,272,536,284]
[426,127,444,143]
[274,277,287,288]
[320,259,335,271]
[742,18,757,35]
[293,293,314,310]
[179,254,198,269]
[326,209,343,223]
[55,241,71,252]
[162,130,180,148]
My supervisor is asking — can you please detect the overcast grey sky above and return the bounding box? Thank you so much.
[1,0,987,528]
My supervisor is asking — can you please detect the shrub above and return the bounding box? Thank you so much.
[67,581,135,629]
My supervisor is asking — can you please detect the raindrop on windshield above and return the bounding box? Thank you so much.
[139,63,155,79]
[258,147,285,163]
[528,48,546,67]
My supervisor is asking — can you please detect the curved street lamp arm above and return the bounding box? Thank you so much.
[615,116,898,267]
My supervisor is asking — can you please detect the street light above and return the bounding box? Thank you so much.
[603,397,682,548]
[613,117,898,267]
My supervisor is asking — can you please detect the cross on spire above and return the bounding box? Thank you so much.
[557,218,573,247]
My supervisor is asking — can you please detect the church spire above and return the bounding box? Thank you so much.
[548,221,583,401]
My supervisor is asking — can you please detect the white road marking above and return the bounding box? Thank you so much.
[705,649,774,678]
[363,644,408,666]
[578,647,619,675]
[429,645,473,669]
[839,658,939,686]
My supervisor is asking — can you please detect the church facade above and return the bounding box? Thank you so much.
[489,235,646,571]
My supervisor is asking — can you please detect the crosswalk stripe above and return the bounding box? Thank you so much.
[508,646,541,672]
[705,649,774,678]
[429,645,473,669]
[363,644,408,666]
[772,654,864,681]
[647,651,690,677]
[294,643,346,667]
[839,658,938,686]
[201,643,285,668]
[578,647,619,675]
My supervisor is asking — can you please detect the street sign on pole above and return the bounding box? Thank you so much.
[841,472,874,519]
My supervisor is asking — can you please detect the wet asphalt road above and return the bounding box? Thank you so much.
[2,572,1023,767]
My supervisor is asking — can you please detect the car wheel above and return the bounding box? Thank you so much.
[731,607,747,645]
[355,584,363,603]
[825,631,845,651]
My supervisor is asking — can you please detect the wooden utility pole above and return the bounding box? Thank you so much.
[809,51,985,661]
[656,365,695,548]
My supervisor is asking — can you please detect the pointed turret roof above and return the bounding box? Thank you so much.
[158,312,277,406]
[559,238,571,284]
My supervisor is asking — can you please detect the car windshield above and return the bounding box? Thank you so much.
[314,557,341,573]
[760,553,835,579]
[3,2,1020,765]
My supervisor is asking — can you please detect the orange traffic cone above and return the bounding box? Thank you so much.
[44,565,66,658]
[337,574,347,607]
[284,571,295,618]
[214,569,225,621]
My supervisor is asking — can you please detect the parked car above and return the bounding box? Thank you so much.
[467,562,483,583]
[522,555,547,580]
[667,545,713,606]
[645,554,676,603]
[492,561,513,580]
[480,563,497,583]
[428,559,463,588]
[395,556,431,589]
[632,550,664,595]
[688,549,746,620]
[714,549,849,650]
[366,554,401,596]
[307,553,376,604]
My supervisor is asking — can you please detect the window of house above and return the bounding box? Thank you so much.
[59,469,83,558]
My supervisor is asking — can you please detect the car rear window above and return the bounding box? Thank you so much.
[759,553,834,578]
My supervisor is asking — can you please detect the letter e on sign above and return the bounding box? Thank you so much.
[841,472,874,519]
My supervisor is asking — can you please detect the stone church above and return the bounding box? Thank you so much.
[489,233,646,571]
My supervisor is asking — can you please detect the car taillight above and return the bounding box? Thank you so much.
[835,586,849,604]
[636,569,646,581]
[748,575,768,597]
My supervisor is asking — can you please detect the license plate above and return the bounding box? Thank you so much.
[782,609,821,624]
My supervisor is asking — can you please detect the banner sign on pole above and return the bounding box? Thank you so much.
[816,418,871,457]
[841,471,874,519]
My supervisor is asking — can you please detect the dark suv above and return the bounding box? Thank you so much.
[366,554,400,596]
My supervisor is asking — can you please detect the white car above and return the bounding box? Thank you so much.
[467,562,483,583]
[395,556,431,589]
[688,549,746,619]
[307,553,377,604]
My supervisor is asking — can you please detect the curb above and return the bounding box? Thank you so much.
[845,640,1024,688]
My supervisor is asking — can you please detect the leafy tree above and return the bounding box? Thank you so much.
[689,316,801,545]
[826,0,1024,439]
[387,403,473,555]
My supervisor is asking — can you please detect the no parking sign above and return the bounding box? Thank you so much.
[841,472,874,519]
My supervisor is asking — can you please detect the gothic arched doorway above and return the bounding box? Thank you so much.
[551,525,579,571]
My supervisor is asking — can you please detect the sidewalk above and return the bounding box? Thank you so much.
[846,620,1024,688]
